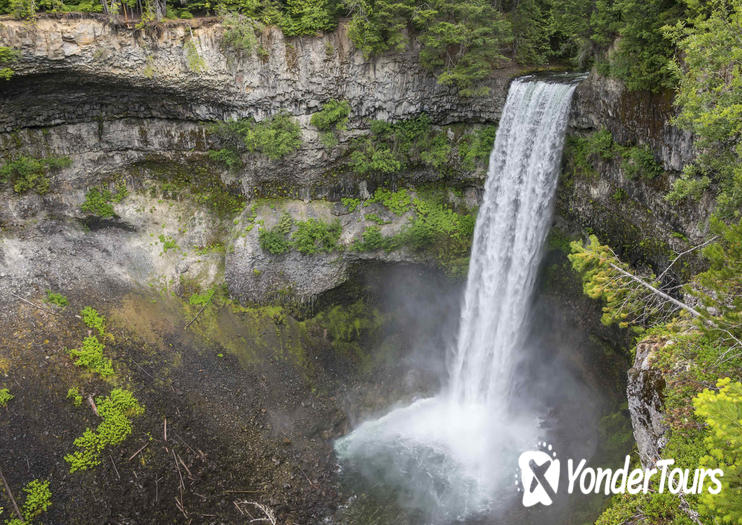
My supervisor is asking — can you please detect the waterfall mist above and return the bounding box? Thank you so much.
[335,77,582,523]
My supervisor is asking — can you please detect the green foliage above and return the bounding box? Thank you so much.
[189,288,216,306]
[413,0,513,96]
[341,197,360,212]
[258,212,293,254]
[20,479,51,521]
[346,0,512,95]
[69,336,114,377]
[457,125,497,170]
[693,378,742,522]
[81,183,127,217]
[348,114,452,175]
[291,218,341,254]
[364,212,388,225]
[313,300,384,346]
[0,46,19,80]
[690,217,742,348]
[184,38,206,72]
[609,0,681,92]
[666,0,742,217]
[368,187,412,215]
[620,144,663,180]
[158,234,178,253]
[280,0,338,36]
[65,389,144,473]
[311,99,351,147]
[9,0,36,18]
[67,387,83,406]
[81,306,105,336]
[210,113,302,162]
[45,290,68,308]
[568,235,664,329]
[0,388,13,408]
[221,13,261,54]
[351,225,397,251]
[0,155,71,195]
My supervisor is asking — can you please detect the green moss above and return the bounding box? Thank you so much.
[45,290,68,308]
[341,197,361,212]
[66,387,83,407]
[69,336,114,378]
[81,306,105,336]
[158,234,178,253]
[20,479,52,522]
[0,387,13,407]
[64,389,144,473]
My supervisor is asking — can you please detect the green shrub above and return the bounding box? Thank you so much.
[81,183,127,217]
[0,46,19,80]
[693,378,742,522]
[621,145,663,180]
[221,13,260,54]
[208,148,242,170]
[210,113,302,161]
[291,218,341,254]
[0,155,71,195]
[67,387,83,406]
[0,388,13,408]
[365,212,389,225]
[69,336,114,378]
[368,187,412,215]
[81,306,105,336]
[311,99,351,147]
[341,197,360,212]
[189,288,215,306]
[458,125,497,170]
[46,290,68,308]
[65,389,144,473]
[244,112,302,160]
[348,114,450,175]
[258,213,293,255]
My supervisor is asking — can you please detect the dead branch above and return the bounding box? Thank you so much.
[88,395,99,417]
[0,466,22,520]
[10,292,59,317]
[128,442,149,462]
[658,235,719,282]
[184,303,207,330]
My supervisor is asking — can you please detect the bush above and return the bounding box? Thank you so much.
[258,213,293,255]
[46,290,68,308]
[0,46,19,80]
[621,145,663,180]
[292,218,342,254]
[693,378,742,522]
[311,99,351,147]
[368,187,412,215]
[81,183,127,217]
[69,336,114,377]
[0,155,71,195]
[221,13,261,54]
[458,125,497,170]
[244,112,302,160]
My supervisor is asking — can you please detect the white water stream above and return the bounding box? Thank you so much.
[335,77,581,521]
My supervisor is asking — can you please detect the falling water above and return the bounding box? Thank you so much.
[335,76,581,522]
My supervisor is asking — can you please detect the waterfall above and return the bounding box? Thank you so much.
[449,78,579,405]
[335,76,581,521]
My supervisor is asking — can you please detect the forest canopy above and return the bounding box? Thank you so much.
[3,0,737,96]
